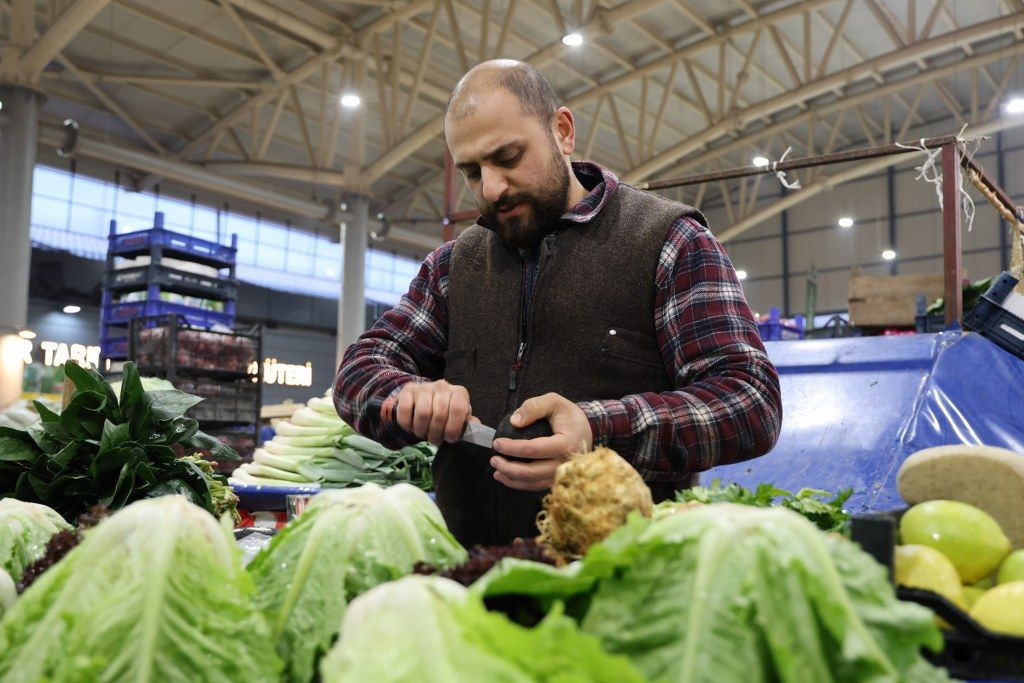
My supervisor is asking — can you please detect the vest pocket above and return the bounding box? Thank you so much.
[600,327,665,369]
[443,348,477,380]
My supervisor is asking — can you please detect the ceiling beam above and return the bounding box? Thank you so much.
[622,13,1024,183]
[15,0,111,80]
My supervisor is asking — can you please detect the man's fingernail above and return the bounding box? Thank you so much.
[511,413,522,424]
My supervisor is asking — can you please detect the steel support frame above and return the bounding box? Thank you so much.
[636,135,1024,327]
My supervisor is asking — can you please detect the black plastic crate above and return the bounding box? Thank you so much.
[851,511,1024,681]
[964,271,1024,361]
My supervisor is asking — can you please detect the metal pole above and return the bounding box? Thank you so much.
[997,132,1009,272]
[0,86,40,408]
[442,148,456,242]
[887,167,897,276]
[336,196,368,367]
[940,143,963,326]
[780,187,790,316]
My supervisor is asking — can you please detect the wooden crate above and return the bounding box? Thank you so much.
[847,267,945,327]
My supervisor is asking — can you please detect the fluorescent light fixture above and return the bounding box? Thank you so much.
[340,93,361,108]
[18,329,35,339]
[735,269,748,280]
[562,32,583,46]
[1005,97,1024,115]
[752,156,770,168]
[837,216,854,228]
[882,249,897,261]
[62,305,81,314]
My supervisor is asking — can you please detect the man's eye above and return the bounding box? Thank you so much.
[499,154,520,167]
[465,170,480,180]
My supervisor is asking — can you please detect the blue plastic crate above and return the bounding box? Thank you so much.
[757,307,805,341]
[109,226,236,267]
[103,300,233,328]
[100,336,129,359]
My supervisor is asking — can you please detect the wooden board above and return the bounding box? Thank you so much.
[847,267,945,327]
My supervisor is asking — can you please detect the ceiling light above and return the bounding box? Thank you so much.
[562,32,584,46]
[735,269,748,280]
[340,93,361,108]
[837,216,854,229]
[18,329,35,339]
[1005,96,1024,115]
[882,249,897,261]
[62,305,81,314]
[752,156,770,168]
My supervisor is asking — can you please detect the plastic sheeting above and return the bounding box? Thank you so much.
[702,330,1024,513]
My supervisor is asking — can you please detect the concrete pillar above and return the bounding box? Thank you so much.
[0,86,40,407]
[336,196,368,367]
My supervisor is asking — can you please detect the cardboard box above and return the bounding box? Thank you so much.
[847,267,945,327]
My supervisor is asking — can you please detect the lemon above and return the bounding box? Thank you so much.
[894,544,966,609]
[973,576,994,590]
[900,500,1011,583]
[969,580,1024,636]
[962,585,986,609]
[997,549,1024,584]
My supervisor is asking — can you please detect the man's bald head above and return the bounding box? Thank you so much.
[445,59,558,126]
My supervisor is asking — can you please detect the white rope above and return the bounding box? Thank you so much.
[770,146,801,190]
[894,123,978,233]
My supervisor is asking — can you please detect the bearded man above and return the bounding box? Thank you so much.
[334,59,782,547]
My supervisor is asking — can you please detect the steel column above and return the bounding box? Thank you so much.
[336,196,369,367]
[940,143,963,326]
[780,187,790,316]
[442,148,455,243]
[0,86,39,407]
[887,166,897,276]
[997,131,1009,272]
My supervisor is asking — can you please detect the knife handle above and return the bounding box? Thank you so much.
[495,413,553,441]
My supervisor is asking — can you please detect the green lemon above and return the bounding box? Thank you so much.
[997,549,1024,584]
[969,580,1024,636]
[894,544,966,609]
[973,576,995,590]
[900,500,1011,583]
[962,585,987,609]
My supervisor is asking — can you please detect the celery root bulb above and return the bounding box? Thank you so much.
[536,447,654,559]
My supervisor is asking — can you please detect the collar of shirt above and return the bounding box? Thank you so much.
[562,161,619,224]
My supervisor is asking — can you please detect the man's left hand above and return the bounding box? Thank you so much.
[491,393,594,491]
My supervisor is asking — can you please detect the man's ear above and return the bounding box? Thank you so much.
[551,107,577,156]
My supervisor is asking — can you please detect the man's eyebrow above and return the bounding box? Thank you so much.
[454,142,524,170]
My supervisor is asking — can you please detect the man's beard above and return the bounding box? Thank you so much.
[478,149,570,250]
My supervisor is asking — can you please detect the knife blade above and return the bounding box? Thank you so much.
[459,420,497,448]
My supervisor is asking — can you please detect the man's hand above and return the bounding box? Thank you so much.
[491,393,594,491]
[393,380,473,446]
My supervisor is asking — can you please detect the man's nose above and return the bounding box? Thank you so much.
[481,168,509,204]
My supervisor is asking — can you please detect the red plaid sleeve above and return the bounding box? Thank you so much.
[332,242,452,449]
[578,216,782,482]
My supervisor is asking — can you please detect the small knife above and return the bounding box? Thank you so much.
[459,413,553,449]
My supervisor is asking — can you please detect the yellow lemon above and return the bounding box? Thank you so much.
[894,544,966,609]
[969,581,1024,636]
[900,500,1011,583]
[997,549,1024,584]
[962,585,986,609]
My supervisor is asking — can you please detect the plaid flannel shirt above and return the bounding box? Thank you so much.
[334,162,782,481]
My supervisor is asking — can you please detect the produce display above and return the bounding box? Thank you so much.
[0,362,237,522]
[0,500,70,586]
[319,575,646,683]
[135,326,257,372]
[0,400,58,431]
[0,497,281,682]
[230,394,435,491]
[247,483,466,683]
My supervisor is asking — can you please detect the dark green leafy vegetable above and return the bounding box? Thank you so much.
[675,479,853,533]
[0,362,237,522]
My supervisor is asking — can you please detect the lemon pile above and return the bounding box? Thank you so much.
[895,499,1024,636]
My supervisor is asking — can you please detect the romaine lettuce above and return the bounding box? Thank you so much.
[0,499,70,583]
[0,496,281,682]
[319,574,646,683]
[248,483,467,683]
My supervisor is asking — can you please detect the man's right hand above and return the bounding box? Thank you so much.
[394,380,473,446]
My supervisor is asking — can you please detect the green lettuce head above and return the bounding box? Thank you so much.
[320,574,646,683]
[0,498,70,583]
[0,496,280,682]
[248,482,467,683]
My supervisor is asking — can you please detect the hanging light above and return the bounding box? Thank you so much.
[1005,97,1024,115]
[562,32,584,46]
[340,93,361,108]
[62,305,81,314]
[882,249,897,261]
[735,269,748,280]
[837,216,854,228]
[18,329,36,339]
[752,156,770,168]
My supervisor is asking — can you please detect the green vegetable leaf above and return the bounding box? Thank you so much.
[0,428,40,463]
[185,430,240,462]
[59,391,107,441]
[147,390,204,422]
[99,420,131,453]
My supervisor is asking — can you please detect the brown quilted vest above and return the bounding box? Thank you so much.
[437,182,706,546]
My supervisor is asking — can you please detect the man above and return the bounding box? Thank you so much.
[335,60,782,547]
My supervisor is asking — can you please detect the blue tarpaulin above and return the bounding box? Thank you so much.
[703,330,1024,512]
